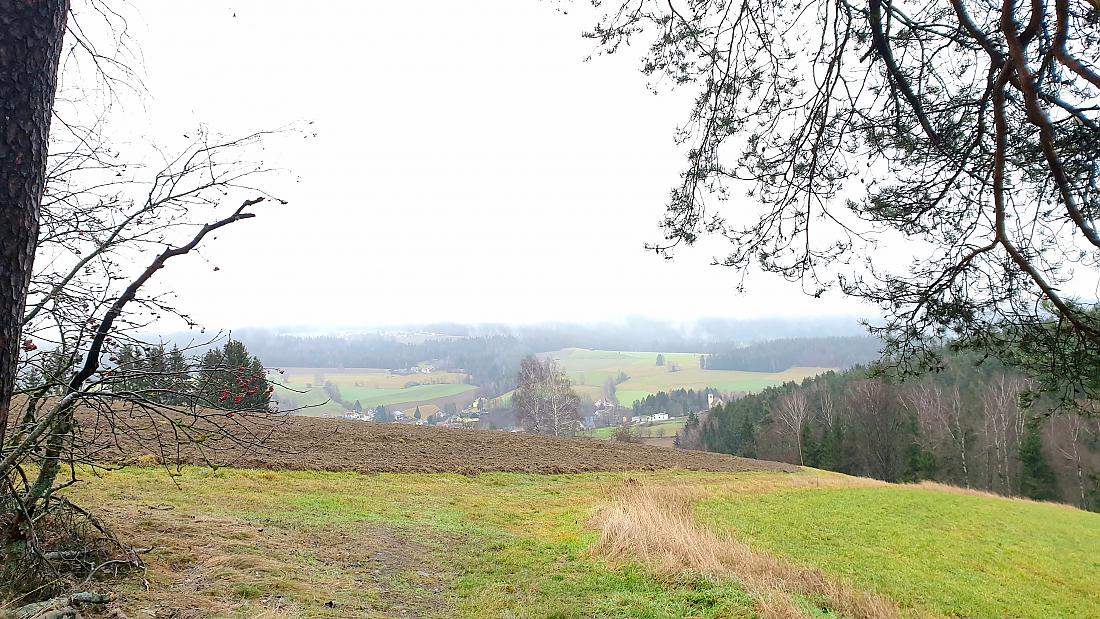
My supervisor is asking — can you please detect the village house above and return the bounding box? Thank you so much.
[338,411,369,422]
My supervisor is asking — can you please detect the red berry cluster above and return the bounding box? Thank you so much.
[217,367,275,410]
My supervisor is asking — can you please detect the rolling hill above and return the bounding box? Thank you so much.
[46,419,1100,619]
[549,348,830,406]
[271,367,477,416]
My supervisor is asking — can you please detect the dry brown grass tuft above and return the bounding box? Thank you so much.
[593,479,906,619]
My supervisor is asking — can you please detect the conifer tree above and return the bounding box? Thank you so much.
[1019,425,1058,501]
[200,339,272,410]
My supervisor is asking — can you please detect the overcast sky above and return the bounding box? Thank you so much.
[94,1,868,330]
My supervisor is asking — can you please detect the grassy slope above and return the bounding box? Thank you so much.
[65,468,1100,618]
[334,383,475,408]
[69,468,757,618]
[551,348,830,406]
[697,481,1100,618]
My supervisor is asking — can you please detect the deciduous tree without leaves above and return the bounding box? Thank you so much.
[513,356,582,436]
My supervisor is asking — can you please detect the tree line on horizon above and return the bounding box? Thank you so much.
[704,337,881,372]
[200,332,884,402]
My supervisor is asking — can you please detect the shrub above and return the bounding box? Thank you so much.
[612,425,643,443]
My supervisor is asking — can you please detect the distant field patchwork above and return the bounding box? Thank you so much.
[272,350,831,415]
[272,368,476,416]
[585,417,688,439]
[549,348,831,406]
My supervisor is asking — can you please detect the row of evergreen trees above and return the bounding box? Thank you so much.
[685,356,1096,510]
[109,340,272,410]
[632,388,717,417]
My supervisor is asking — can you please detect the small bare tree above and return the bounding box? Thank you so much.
[1,193,285,597]
[1049,413,1092,508]
[845,379,908,481]
[773,389,809,465]
[905,382,970,488]
[980,373,1030,494]
[513,356,582,436]
[810,382,836,430]
[0,0,307,609]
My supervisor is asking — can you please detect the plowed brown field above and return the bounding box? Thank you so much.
[135,416,797,475]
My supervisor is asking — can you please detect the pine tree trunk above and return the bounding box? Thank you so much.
[0,0,68,454]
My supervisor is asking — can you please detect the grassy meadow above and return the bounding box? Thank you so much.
[61,467,1100,618]
[272,368,475,416]
[696,481,1100,618]
[550,348,830,406]
[585,418,689,439]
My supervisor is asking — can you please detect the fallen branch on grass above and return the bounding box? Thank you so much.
[5,592,110,619]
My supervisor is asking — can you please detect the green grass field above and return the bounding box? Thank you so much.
[61,467,1100,618]
[696,481,1100,618]
[551,348,831,406]
[585,418,688,439]
[272,367,476,416]
[275,351,830,414]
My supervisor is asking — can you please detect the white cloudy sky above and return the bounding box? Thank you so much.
[78,0,869,329]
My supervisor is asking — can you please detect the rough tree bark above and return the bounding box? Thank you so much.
[0,0,69,454]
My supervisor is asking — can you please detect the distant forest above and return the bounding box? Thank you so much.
[683,355,1100,511]
[705,336,881,372]
[227,332,528,396]
[219,318,866,361]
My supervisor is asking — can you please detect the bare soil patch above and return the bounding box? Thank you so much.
[84,500,456,618]
[110,416,796,475]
